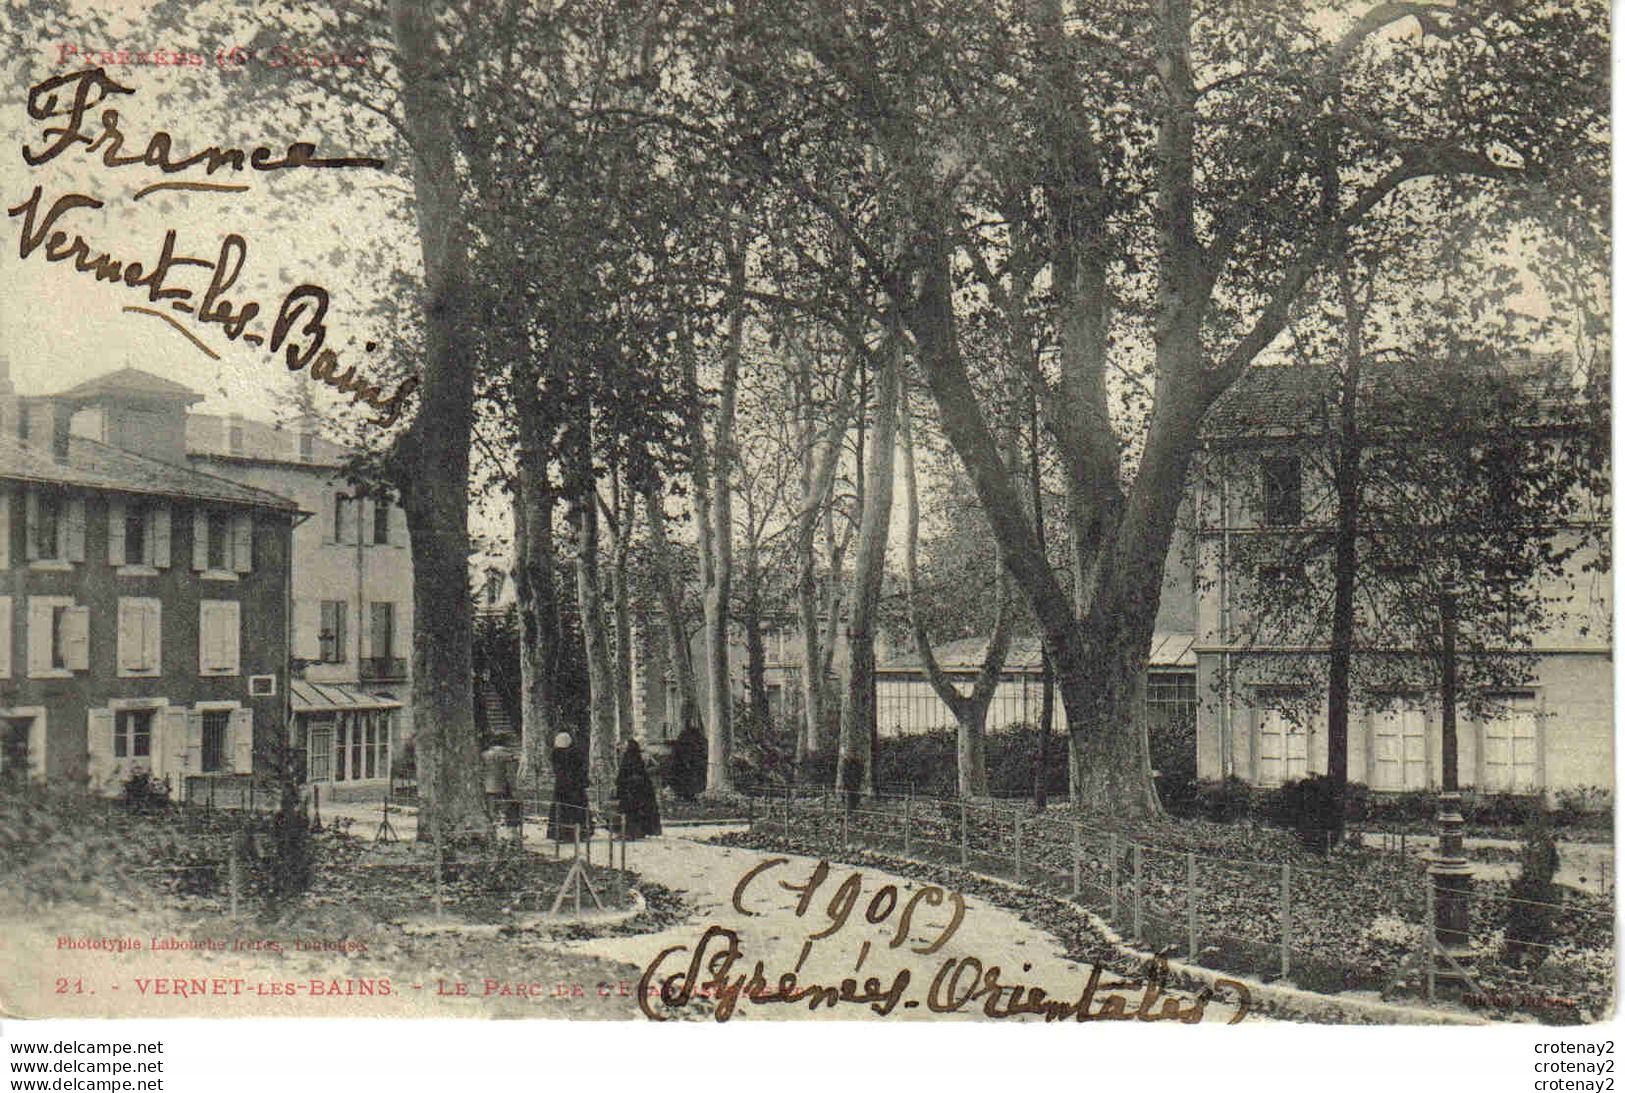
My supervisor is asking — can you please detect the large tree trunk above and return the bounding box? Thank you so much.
[387,0,485,842]
[1325,259,1365,837]
[513,413,562,792]
[837,338,900,799]
[692,233,746,795]
[742,591,771,733]
[642,482,702,739]
[899,381,1009,799]
[606,473,637,749]
[569,436,619,796]
[791,337,859,766]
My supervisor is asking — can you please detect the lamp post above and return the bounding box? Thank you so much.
[1429,587,1472,988]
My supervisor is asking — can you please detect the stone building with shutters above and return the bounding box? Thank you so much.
[0,366,297,796]
[186,410,413,792]
[1191,361,1612,799]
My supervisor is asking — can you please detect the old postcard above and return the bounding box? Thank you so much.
[0,0,1612,1048]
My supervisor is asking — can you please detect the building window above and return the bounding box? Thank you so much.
[206,511,231,570]
[1370,697,1428,791]
[32,493,61,559]
[1261,455,1302,526]
[1146,672,1197,720]
[117,598,162,677]
[1482,692,1539,793]
[306,716,334,781]
[1255,694,1311,787]
[27,596,87,676]
[194,509,251,574]
[299,432,315,462]
[373,499,391,545]
[371,602,395,660]
[199,600,241,676]
[200,710,230,773]
[334,712,388,782]
[333,494,355,544]
[124,505,147,564]
[319,600,348,663]
[114,708,154,760]
[228,418,244,455]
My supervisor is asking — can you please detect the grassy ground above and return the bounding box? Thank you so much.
[0,785,694,1019]
[726,794,1613,1024]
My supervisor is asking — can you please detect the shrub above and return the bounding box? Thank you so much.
[1194,776,1254,823]
[1504,812,1561,967]
[1150,706,1199,816]
[120,771,171,814]
[661,722,707,801]
[1262,775,1341,852]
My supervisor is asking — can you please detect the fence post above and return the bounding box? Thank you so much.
[1280,863,1292,980]
[746,794,754,832]
[1132,843,1143,943]
[1424,878,1436,1001]
[903,795,912,856]
[1109,833,1119,923]
[227,835,240,918]
[1186,852,1199,959]
[1070,823,1081,899]
[432,818,445,919]
[1014,816,1024,883]
[619,813,628,871]
[841,804,849,848]
[959,801,969,866]
[785,784,792,833]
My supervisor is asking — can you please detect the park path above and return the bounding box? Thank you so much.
[322,802,1249,1024]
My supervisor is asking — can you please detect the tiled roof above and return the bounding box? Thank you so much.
[290,679,404,713]
[1202,354,1585,440]
[52,368,203,405]
[879,632,1195,674]
[187,412,352,467]
[0,433,299,511]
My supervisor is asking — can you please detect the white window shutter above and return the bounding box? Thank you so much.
[0,596,11,679]
[106,499,126,566]
[198,603,214,673]
[229,707,254,773]
[23,490,38,561]
[26,598,50,675]
[185,710,203,772]
[86,708,116,793]
[65,496,85,562]
[232,513,253,573]
[192,510,209,570]
[160,707,188,784]
[223,601,241,674]
[143,600,161,674]
[150,506,171,568]
[293,600,320,660]
[62,606,89,671]
[116,599,136,672]
[0,489,10,568]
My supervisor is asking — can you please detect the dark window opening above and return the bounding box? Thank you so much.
[115,709,153,759]
[201,710,230,773]
[1261,455,1303,526]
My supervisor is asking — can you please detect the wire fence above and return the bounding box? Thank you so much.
[129,793,639,922]
[741,786,1613,1011]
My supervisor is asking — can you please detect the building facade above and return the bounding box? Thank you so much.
[0,368,297,798]
[185,412,413,791]
[1191,363,1612,797]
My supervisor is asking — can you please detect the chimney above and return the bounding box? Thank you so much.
[19,398,73,463]
[0,353,14,441]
